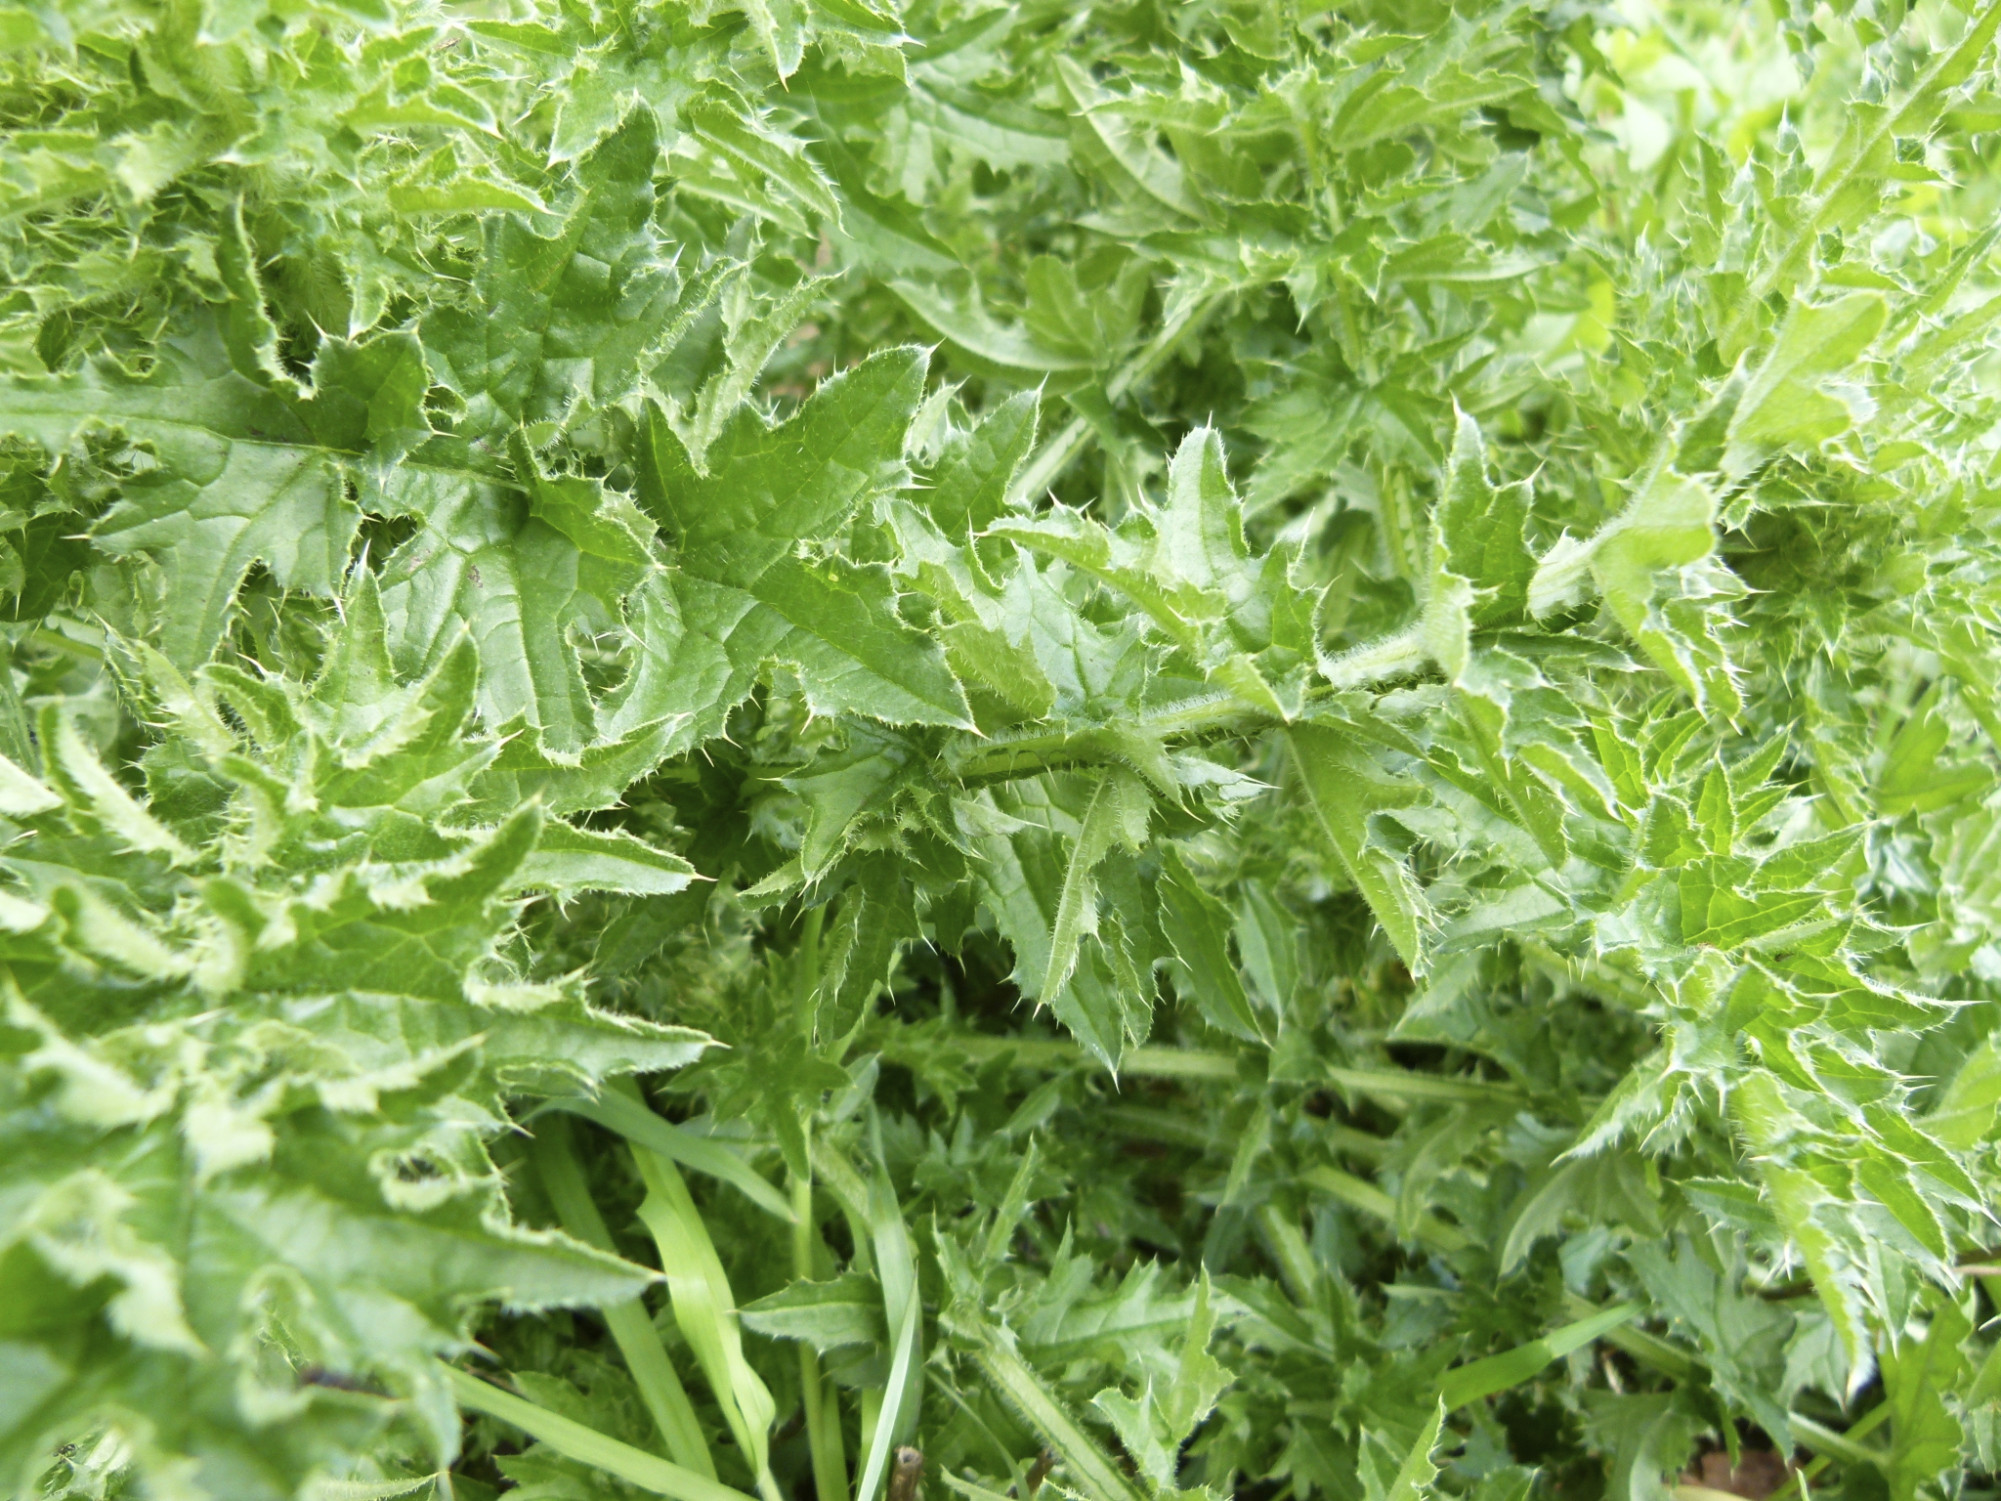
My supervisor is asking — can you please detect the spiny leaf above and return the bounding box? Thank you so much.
[1287,722,1432,976]
[633,348,972,739]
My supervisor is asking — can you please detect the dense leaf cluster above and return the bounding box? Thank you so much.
[3,2,2001,1501]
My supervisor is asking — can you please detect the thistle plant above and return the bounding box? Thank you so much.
[2,4,2000,1501]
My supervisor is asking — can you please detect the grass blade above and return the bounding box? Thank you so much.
[854,1293,919,1501]
[544,1091,797,1223]
[792,1156,850,1501]
[443,1366,756,1501]
[532,1115,716,1477]
[632,1144,783,1501]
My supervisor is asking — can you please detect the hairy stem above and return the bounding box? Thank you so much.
[918,1031,1522,1108]
[945,622,1431,788]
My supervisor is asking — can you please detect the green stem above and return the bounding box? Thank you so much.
[794,1137,849,1501]
[792,904,832,1501]
[857,1390,883,1487]
[1316,622,1430,691]
[946,688,1262,787]
[1256,1201,1324,1304]
[1005,291,1223,510]
[532,1118,716,1478]
[1327,1124,1392,1164]
[1325,1064,1522,1107]
[952,1312,1152,1501]
[944,622,1431,789]
[931,1033,1236,1078]
[799,904,825,1040]
[443,1364,754,1501]
[924,1032,1521,1110]
[1558,1292,1698,1384]
[1300,1164,1472,1255]
[1101,1103,1220,1150]
[1767,1407,1893,1501]
[1791,1415,1888,1472]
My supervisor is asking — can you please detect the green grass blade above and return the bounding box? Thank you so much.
[443,1366,757,1501]
[853,1293,919,1501]
[793,1141,849,1501]
[532,1117,716,1477]
[632,1145,783,1501]
[545,1092,797,1223]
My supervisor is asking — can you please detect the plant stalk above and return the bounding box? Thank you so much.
[1764,1407,1893,1501]
[794,1131,849,1501]
[1005,291,1224,510]
[923,1032,1522,1110]
[945,622,1431,789]
[799,904,825,1041]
